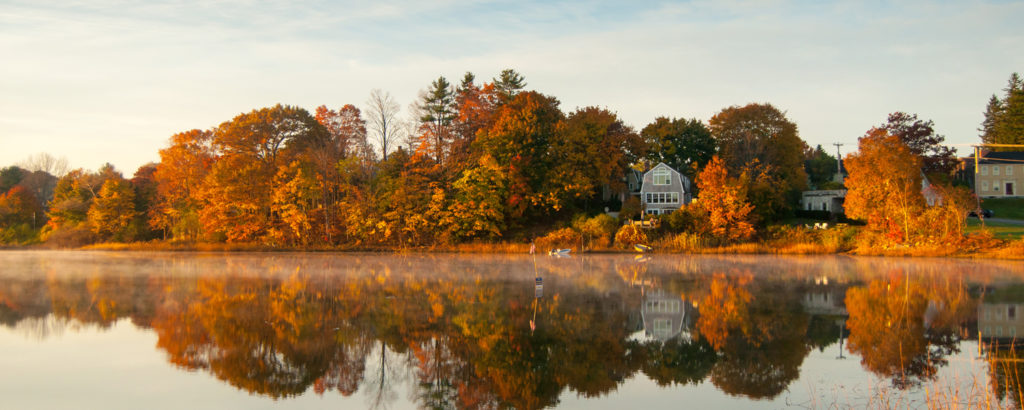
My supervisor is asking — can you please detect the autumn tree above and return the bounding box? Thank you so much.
[200,105,328,242]
[879,112,957,179]
[374,151,444,245]
[445,155,508,240]
[739,160,790,224]
[45,169,100,231]
[475,91,564,223]
[708,103,808,214]
[843,129,924,244]
[693,156,755,243]
[449,73,500,177]
[0,185,42,244]
[0,185,41,228]
[546,107,644,211]
[153,129,214,240]
[87,177,137,241]
[366,89,402,161]
[130,164,161,241]
[312,104,371,243]
[641,117,714,175]
[981,73,1024,148]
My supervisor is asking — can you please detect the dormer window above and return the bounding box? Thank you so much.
[653,169,670,185]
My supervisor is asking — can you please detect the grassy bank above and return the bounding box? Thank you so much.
[967,219,1024,240]
[981,197,1024,220]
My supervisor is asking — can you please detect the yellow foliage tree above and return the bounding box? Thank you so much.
[87,178,136,241]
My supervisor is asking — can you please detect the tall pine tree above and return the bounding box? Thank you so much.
[981,73,1024,148]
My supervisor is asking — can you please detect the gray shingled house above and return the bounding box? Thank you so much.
[639,162,692,215]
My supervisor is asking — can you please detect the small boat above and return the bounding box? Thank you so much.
[634,244,652,253]
[548,248,571,256]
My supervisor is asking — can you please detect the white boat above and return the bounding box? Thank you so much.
[548,248,571,256]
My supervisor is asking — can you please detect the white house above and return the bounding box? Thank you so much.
[639,163,692,215]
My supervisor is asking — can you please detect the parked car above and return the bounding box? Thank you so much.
[969,209,994,218]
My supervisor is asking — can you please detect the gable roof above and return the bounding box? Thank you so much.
[640,162,691,194]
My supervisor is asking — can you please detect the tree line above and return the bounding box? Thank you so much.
[1,71,1021,249]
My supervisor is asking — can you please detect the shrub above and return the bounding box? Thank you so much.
[614,224,648,249]
[0,223,40,245]
[572,214,618,249]
[44,226,98,248]
[536,227,580,251]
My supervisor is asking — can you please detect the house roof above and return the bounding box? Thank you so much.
[980,151,1024,164]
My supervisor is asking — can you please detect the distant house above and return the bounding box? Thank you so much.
[639,163,692,216]
[801,189,846,215]
[972,151,1024,198]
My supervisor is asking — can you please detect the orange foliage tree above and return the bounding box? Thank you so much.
[693,156,755,243]
[0,185,41,228]
[199,105,328,242]
[153,129,214,240]
[844,129,924,244]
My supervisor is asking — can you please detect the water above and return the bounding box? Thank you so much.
[1,251,1023,409]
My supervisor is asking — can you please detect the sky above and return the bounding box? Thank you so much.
[1,0,1022,175]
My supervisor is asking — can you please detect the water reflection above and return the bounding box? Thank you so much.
[1,252,1023,407]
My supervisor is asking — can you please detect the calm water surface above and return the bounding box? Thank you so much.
[2,251,1024,409]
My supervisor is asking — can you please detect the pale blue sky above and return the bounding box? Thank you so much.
[1,0,1022,174]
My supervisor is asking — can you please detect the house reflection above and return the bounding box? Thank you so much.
[801,276,849,355]
[978,286,1024,409]
[640,288,697,343]
[979,303,1023,340]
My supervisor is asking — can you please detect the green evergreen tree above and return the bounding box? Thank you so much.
[418,76,456,166]
[493,68,526,102]
[981,73,1024,148]
[804,145,838,188]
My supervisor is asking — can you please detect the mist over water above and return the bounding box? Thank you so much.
[1,251,1023,409]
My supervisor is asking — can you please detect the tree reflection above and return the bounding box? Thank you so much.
[635,338,717,386]
[0,255,996,408]
[697,275,811,399]
[844,274,970,388]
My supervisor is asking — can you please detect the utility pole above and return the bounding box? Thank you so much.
[832,143,844,174]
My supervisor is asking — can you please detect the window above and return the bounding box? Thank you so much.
[995,166,1001,176]
[653,319,672,333]
[1010,305,1016,320]
[670,192,679,203]
[1008,165,1014,176]
[821,202,828,211]
[982,165,989,175]
[653,169,670,185]
[983,180,990,191]
[645,193,652,204]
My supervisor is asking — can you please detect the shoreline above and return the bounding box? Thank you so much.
[3,240,1021,261]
